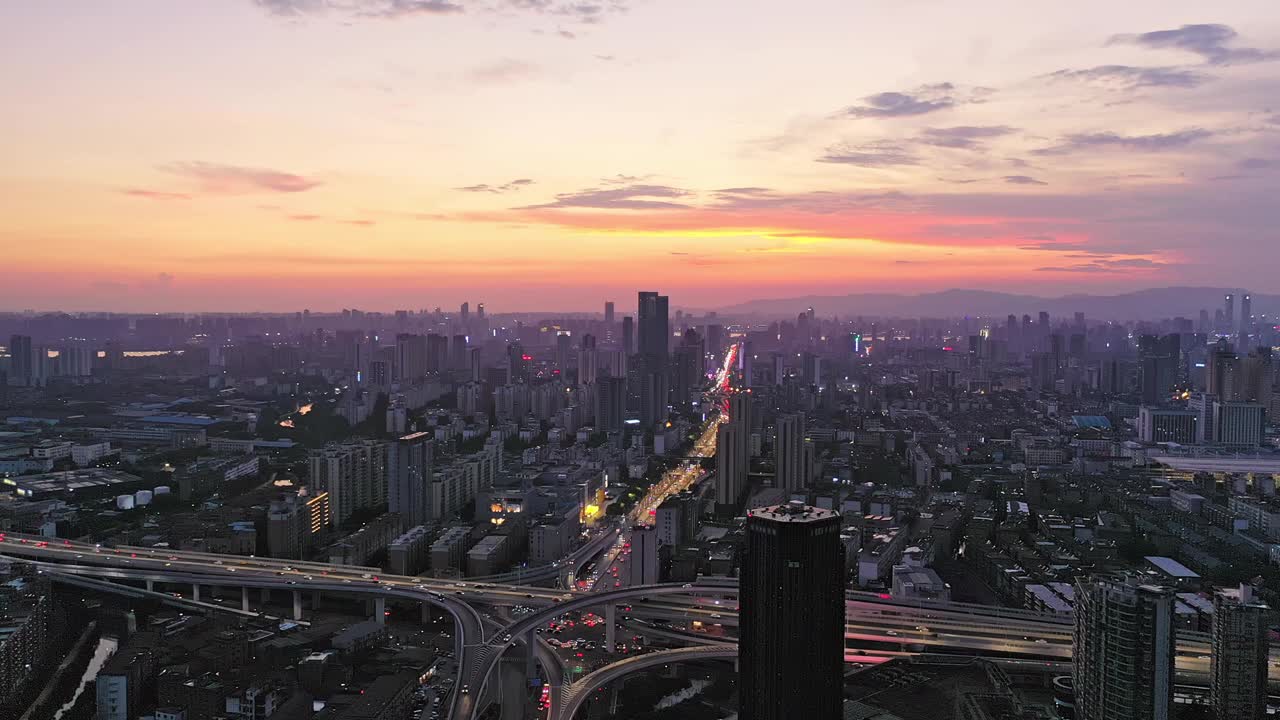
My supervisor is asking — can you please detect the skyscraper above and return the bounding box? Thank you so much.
[1210,584,1269,720]
[1073,576,1175,720]
[740,503,844,720]
[1205,339,1238,399]
[604,301,614,325]
[8,335,33,386]
[637,291,669,369]
[460,301,469,321]
[388,432,433,527]
[1138,334,1180,405]
[1240,291,1252,333]
[577,333,598,385]
[506,342,529,383]
[774,412,807,491]
[554,331,572,376]
[621,316,634,356]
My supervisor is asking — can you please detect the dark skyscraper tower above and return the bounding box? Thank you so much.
[604,301,614,325]
[637,290,669,369]
[740,503,844,720]
[1224,293,1235,332]
[621,316,634,356]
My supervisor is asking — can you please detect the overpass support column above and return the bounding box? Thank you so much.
[605,603,616,653]
[292,590,302,621]
[524,628,537,681]
[192,584,201,603]
[261,588,270,603]
[421,602,432,624]
[312,591,322,611]
[145,579,154,593]
[374,597,386,624]
[241,587,250,613]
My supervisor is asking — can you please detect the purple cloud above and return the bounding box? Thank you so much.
[1003,175,1047,185]
[1110,24,1278,66]
[837,83,991,119]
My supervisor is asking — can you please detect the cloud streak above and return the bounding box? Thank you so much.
[255,0,464,18]
[916,125,1017,149]
[161,161,323,194]
[818,142,918,167]
[456,178,535,193]
[1044,65,1208,90]
[122,189,192,201]
[520,183,692,210]
[1032,128,1212,155]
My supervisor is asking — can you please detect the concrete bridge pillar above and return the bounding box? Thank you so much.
[145,579,154,593]
[524,628,537,681]
[192,584,201,603]
[605,603,617,653]
[261,588,271,603]
[292,590,303,621]
[374,597,386,624]
[421,602,432,624]
[241,587,250,613]
[312,591,322,611]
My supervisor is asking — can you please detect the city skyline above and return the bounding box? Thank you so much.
[4,2,1280,311]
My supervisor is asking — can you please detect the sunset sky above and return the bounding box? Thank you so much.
[3,1,1279,312]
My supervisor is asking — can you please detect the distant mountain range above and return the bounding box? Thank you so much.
[713,287,1279,321]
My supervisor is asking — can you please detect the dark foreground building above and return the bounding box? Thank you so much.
[739,502,845,720]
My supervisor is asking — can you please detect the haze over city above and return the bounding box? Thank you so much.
[4,1,1280,311]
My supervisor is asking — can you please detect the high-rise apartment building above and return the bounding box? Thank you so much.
[1210,584,1269,720]
[716,393,751,514]
[595,375,626,433]
[1224,293,1236,332]
[1073,576,1175,720]
[740,503,844,720]
[388,432,434,527]
[395,333,427,382]
[621,316,634,357]
[308,441,387,527]
[774,412,807,492]
[604,301,614,325]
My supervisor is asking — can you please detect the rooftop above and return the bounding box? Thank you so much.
[749,501,838,523]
